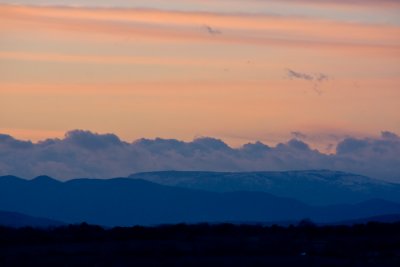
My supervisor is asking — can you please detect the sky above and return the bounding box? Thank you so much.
[1,0,400,152]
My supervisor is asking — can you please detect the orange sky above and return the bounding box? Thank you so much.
[0,2,399,149]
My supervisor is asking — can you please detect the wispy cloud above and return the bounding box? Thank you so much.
[0,51,240,67]
[1,4,399,55]
[285,69,330,94]
[255,0,400,8]
[196,0,400,8]
[203,24,222,35]
[286,69,314,81]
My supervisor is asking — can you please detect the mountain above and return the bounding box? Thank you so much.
[1,175,400,226]
[0,210,64,228]
[130,170,400,205]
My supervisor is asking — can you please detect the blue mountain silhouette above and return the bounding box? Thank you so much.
[1,174,400,226]
[0,210,64,228]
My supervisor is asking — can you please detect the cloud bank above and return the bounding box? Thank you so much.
[0,130,399,182]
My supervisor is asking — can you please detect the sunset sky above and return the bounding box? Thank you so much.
[1,0,399,150]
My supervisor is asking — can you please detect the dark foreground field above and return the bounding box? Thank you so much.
[1,222,400,267]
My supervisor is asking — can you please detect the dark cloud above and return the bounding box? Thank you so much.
[65,130,124,149]
[0,134,33,149]
[286,69,314,81]
[381,131,399,140]
[336,132,400,156]
[285,68,330,94]
[191,137,231,151]
[287,139,311,151]
[241,141,270,154]
[0,130,399,182]
[204,25,222,35]
[332,132,400,181]
[336,138,368,154]
[134,138,186,153]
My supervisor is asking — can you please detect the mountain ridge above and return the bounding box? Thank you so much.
[1,173,400,226]
[0,210,64,228]
[129,170,400,205]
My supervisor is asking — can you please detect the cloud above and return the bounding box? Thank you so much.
[270,0,400,7]
[381,131,399,140]
[0,130,399,182]
[291,131,307,139]
[336,131,400,155]
[336,138,368,154]
[204,25,222,35]
[286,69,330,83]
[0,51,234,67]
[1,4,399,56]
[287,139,311,151]
[0,134,33,149]
[333,132,400,180]
[285,68,330,94]
[241,141,271,156]
[286,69,314,81]
[64,130,124,150]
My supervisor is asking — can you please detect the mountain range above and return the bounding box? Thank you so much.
[130,170,400,205]
[1,170,400,227]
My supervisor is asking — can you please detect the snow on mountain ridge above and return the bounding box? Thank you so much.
[129,170,400,205]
